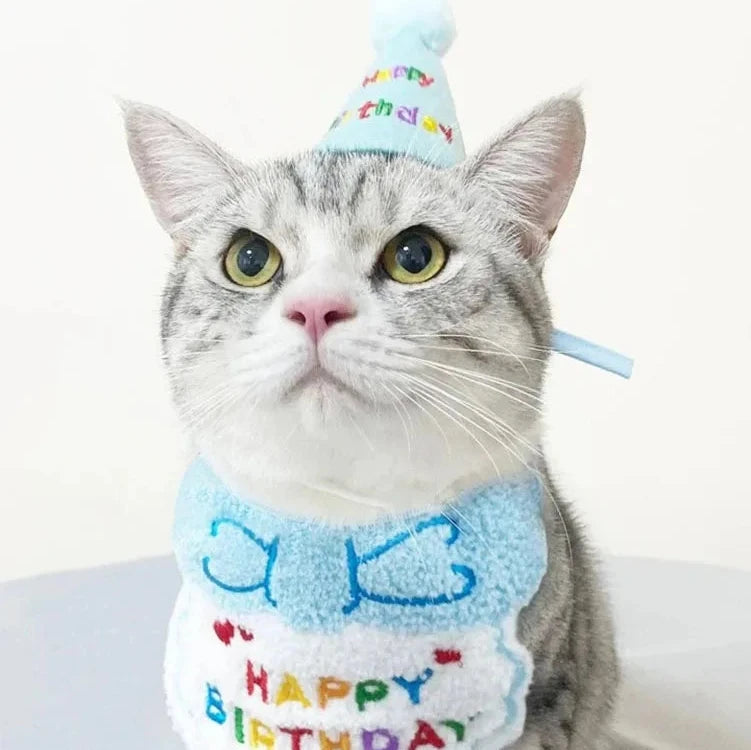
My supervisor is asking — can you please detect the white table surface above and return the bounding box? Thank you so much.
[1,556,749,749]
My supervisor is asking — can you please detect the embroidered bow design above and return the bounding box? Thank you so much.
[201,518,278,606]
[200,515,476,615]
[342,515,476,614]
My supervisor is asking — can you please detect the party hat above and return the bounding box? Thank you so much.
[317,0,465,167]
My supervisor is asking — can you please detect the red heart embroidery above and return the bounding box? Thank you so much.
[434,648,462,665]
[238,626,254,642]
[213,619,235,646]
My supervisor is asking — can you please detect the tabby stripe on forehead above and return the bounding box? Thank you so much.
[320,158,344,212]
[284,161,307,206]
[378,181,400,226]
[347,169,368,211]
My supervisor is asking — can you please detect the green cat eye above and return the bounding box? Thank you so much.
[381,229,447,284]
[224,231,282,287]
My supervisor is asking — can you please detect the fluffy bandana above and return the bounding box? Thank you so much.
[168,459,547,750]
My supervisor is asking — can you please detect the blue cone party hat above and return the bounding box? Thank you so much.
[317,0,634,379]
[317,0,464,168]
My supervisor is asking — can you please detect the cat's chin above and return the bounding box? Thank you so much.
[277,372,369,436]
[284,368,368,407]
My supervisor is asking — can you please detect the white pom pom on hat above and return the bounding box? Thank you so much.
[369,0,457,56]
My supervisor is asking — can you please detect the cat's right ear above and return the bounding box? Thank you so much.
[120,101,244,240]
[459,96,586,265]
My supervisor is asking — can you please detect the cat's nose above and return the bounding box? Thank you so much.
[284,297,356,343]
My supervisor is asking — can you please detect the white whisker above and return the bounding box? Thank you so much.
[390,381,452,458]
[406,376,538,468]
[409,386,501,478]
[382,382,413,458]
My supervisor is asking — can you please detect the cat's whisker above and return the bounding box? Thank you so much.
[176,380,232,417]
[399,331,551,360]
[165,359,225,377]
[406,379,533,468]
[408,386,501,479]
[382,382,413,458]
[396,353,545,410]
[433,367,545,417]
[411,323,539,374]
[416,372,542,457]
[405,375,541,464]
[180,387,239,429]
[181,375,262,423]
[343,405,377,454]
[432,364,542,410]
[402,521,432,583]
[409,382,569,568]
[410,343,548,366]
[390,381,452,459]
[426,359,544,401]
[186,383,246,421]
[405,372,571,566]
[541,480,574,568]
[399,330,554,356]
[442,503,494,555]
[387,379,416,445]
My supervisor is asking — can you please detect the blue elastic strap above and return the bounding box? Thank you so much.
[551,329,634,379]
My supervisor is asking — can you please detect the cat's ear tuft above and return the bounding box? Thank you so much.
[462,96,586,261]
[120,100,243,239]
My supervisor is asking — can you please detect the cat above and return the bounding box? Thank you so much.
[123,95,622,749]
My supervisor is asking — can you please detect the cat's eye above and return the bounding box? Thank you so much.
[223,231,282,287]
[381,229,447,284]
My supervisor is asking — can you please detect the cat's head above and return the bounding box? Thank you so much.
[123,97,584,518]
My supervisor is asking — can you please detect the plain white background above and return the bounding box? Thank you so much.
[1,0,749,582]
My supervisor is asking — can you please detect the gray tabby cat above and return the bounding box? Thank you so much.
[123,95,624,749]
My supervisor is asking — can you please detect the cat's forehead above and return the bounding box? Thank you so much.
[228,152,469,264]
[256,153,460,224]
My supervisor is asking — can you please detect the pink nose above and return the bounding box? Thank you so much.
[284,297,355,343]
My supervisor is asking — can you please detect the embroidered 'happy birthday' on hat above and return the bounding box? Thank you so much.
[317,0,465,168]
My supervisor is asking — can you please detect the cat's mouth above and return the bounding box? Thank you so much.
[283,365,366,404]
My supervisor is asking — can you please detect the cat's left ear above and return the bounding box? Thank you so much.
[121,101,244,242]
[461,96,586,263]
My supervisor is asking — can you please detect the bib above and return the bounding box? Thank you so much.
[169,459,547,750]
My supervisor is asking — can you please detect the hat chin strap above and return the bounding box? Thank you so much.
[551,329,634,379]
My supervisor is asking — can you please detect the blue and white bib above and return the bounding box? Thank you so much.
[167,460,547,750]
